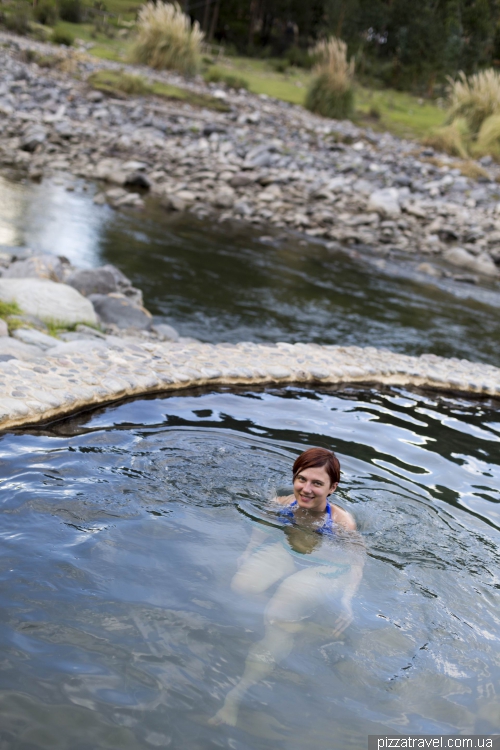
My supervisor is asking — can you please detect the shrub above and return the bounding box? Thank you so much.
[51,25,73,45]
[305,37,355,120]
[34,0,58,25]
[131,1,203,76]
[447,69,500,135]
[203,66,249,90]
[423,118,469,158]
[473,113,500,160]
[58,0,82,23]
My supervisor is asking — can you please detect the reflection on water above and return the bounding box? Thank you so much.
[0,174,107,268]
[1,173,500,366]
[1,386,499,748]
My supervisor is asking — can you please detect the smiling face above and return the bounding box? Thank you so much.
[293,464,337,513]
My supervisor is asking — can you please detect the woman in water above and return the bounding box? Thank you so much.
[210,447,364,726]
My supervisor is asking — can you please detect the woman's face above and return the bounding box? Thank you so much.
[293,465,337,513]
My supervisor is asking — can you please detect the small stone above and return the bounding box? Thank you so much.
[443,247,499,277]
[417,263,443,278]
[367,188,401,218]
[152,323,179,342]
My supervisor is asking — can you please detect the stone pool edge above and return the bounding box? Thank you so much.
[1,339,499,432]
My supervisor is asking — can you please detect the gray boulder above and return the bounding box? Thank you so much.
[12,327,58,351]
[66,267,118,296]
[89,293,152,330]
[0,319,8,337]
[3,254,66,282]
[0,279,98,326]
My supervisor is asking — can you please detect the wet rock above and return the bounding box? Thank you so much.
[66,267,118,296]
[0,278,98,326]
[2,254,66,282]
[89,293,152,330]
[124,172,151,190]
[417,262,443,278]
[153,323,179,342]
[443,247,499,276]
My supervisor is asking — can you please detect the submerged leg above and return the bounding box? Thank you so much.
[211,566,338,726]
[231,541,295,595]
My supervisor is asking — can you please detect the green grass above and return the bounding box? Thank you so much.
[0,300,21,319]
[355,87,446,139]
[88,69,230,111]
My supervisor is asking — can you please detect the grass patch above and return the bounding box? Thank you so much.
[457,160,490,180]
[87,69,230,111]
[0,300,21,319]
[204,66,249,90]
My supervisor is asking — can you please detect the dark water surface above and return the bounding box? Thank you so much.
[1,174,500,366]
[1,386,500,749]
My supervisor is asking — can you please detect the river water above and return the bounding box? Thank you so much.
[1,173,500,366]
[1,173,500,748]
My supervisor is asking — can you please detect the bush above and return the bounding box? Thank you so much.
[51,25,73,45]
[423,118,469,158]
[3,3,31,35]
[34,0,58,25]
[131,1,203,76]
[203,66,249,90]
[305,37,355,120]
[447,69,500,136]
[58,0,82,23]
[473,114,500,160]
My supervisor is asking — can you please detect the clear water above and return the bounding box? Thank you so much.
[1,386,500,749]
[1,174,500,366]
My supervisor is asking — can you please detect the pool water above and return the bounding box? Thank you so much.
[1,386,499,749]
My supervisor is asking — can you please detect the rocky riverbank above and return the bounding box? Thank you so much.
[1,30,500,430]
[1,32,500,284]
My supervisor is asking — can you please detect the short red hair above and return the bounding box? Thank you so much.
[293,447,340,487]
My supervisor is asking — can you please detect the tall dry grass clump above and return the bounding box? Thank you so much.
[447,69,500,135]
[131,1,203,76]
[305,37,355,120]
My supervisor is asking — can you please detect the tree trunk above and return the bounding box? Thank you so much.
[208,0,221,42]
[202,0,211,33]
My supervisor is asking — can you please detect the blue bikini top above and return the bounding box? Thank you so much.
[279,499,335,536]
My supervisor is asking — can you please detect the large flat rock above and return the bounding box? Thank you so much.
[0,279,97,326]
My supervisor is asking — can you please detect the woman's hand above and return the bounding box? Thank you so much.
[331,601,353,638]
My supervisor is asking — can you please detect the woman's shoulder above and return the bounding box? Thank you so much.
[330,503,357,531]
